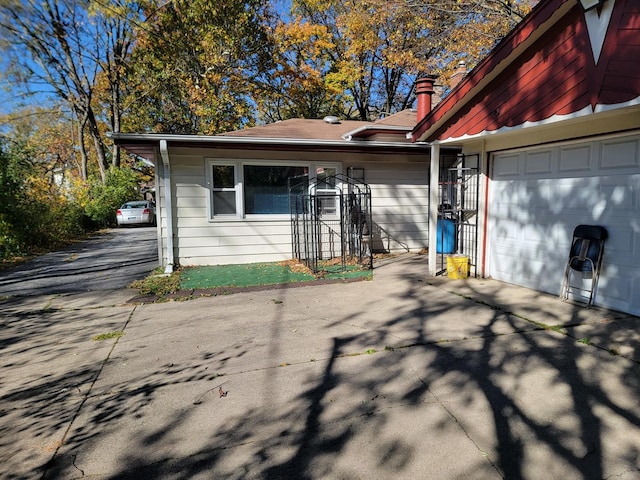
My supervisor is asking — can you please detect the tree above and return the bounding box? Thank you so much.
[0,0,143,180]
[253,17,351,122]
[403,0,537,86]
[84,166,139,227]
[0,138,28,258]
[0,109,88,259]
[123,0,273,135]
[285,0,537,120]
[91,0,144,170]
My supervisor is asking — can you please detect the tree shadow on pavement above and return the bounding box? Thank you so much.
[36,270,640,480]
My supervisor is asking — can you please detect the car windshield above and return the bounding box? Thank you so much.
[122,202,147,209]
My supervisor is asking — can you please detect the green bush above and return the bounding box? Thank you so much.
[0,170,138,262]
[0,214,24,259]
[0,139,143,262]
[85,167,140,228]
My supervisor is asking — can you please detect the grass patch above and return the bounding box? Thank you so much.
[181,262,314,289]
[180,260,371,290]
[578,337,593,346]
[129,260,372,299]
[547,325,566,333]
[92,331,124,341]
[130,268,182,296]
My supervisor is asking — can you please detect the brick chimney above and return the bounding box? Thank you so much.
[450,61,467,90]
[416,75,438,122]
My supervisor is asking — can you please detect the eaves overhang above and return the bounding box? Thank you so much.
[429,100,640,152]
[109,132,433,163]
[411,0,571,143]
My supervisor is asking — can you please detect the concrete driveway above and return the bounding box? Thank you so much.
[1,254,639,480]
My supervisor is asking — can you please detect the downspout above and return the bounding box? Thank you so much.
[480,140,489,278]
[159,140,175,273]
[428,141,440,276]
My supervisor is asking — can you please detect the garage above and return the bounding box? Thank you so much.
[488,132,640,315]
[411,0,640,315]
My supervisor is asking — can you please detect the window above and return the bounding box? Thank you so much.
[207,160,340,220]
[211,163,237,216]
[315,167,338,216]
[244,165,307,214]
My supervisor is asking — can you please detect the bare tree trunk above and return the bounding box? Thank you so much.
[111,86,122,168]
[85,108,108,181]
[77,119,88,181]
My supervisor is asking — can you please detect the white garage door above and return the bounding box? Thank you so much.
[488,132,640,316]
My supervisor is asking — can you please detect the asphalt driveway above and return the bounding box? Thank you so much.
[0,227,158,297]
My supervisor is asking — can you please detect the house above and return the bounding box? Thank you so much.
[414,0,640,315]
[112,105,460,271]
[112,0,640,315]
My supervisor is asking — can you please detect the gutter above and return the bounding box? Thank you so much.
[110,132,428,151]
[159,140,174,273]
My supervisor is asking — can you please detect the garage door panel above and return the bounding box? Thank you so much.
[491,181,530,204]
[533,178,606,213]
[598,267,633,304]
[493,154,521,177]
[600,178,639,209]
[559,145,593,173]
[489,133,640,316]
[492,253,565,294]
[602,227,635,257]
[600,138,639,169]
[525,151,553,174]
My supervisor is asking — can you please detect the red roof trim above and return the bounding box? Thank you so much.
[415,0,640,143]
[411,0,570,142]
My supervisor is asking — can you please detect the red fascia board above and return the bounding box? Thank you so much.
[411,0,570,143]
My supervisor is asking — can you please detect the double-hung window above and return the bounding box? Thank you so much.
[315,167,338,216]
[207,160,340,220]
[210,163,238,216]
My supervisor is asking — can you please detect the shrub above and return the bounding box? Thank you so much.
[85,167,140,228]
[0,214,24,259]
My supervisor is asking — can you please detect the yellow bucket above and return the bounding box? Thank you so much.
[446,255,469,279]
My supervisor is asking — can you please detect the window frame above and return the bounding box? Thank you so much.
[314,166,340,217]
[206,159,341,221]
[208,161,242,219]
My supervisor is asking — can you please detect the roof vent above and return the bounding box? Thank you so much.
[323,115,340,124]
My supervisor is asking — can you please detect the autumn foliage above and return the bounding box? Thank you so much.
[0,0,538,260]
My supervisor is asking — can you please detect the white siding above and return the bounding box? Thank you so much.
[488,132,640,315]
[355,162,429,253]
[160,150,431,266]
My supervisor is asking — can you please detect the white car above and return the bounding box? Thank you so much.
[116,201,156,227]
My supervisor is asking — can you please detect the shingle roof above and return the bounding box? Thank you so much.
[374,109,418,127]
[219,111,419,141]
[220,118,371,141]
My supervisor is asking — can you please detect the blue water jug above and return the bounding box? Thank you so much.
[436,219,455,254]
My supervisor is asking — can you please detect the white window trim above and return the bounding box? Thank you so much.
[206,159,341,221]
[207,160,243,220]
